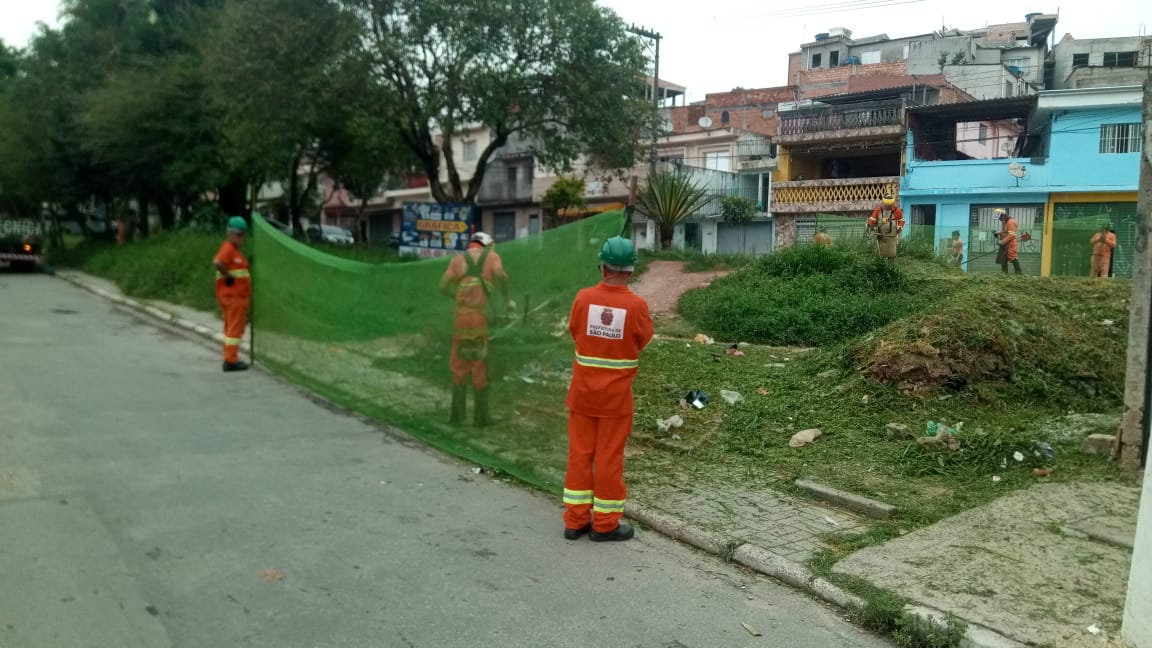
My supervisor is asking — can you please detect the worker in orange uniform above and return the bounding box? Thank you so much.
[563,237,654,542]
[212,217,251,372]
[867,193,904,259]
[813,225,833,247]
[995,208,1021,274]
[439,231,510,426]
[1090,222,1118,278]
[867,193,905,232]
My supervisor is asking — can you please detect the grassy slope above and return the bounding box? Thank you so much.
[630,245,1127,526]
[60,233,1127,526]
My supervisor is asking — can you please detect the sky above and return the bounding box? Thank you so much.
[2,0,1148,102]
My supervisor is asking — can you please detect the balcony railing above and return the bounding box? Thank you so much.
[735,140,777,158]
[771,176,900,213]
[779,103,902,136]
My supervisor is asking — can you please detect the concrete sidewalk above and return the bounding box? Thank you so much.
[57,268,1139,648]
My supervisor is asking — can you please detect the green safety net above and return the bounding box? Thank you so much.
[250,211,630,492]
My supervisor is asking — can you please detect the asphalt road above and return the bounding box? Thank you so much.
[0,273,891,648]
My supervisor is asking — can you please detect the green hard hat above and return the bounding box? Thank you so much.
[599,236,637,267]
[227,216,248,232]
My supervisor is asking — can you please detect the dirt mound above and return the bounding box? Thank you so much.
[853,277,1129,401]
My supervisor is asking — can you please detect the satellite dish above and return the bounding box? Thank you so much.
[1007,162,1027,178]
[698,116,713,128]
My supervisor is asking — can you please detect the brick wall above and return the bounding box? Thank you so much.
[665,88,795,136]
[797,61,909,97]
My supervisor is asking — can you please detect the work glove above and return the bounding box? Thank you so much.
[224,275,235,287]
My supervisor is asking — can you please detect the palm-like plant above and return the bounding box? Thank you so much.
[636,170,711,249]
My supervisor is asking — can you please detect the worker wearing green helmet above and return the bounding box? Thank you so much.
[212,216,252,371]
[562,236,653,542]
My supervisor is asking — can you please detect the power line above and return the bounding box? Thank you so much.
[712,0,927,20]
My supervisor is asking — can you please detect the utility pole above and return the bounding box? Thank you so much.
[627,24,662,176]
[1118,76,1152,473]
[1121,75,1152,648]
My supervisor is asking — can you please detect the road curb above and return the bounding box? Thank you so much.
[794,479,898,519]
[58,270,1028,648]
[57,270,250,354]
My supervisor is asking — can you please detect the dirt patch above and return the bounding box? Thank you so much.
[631,261,729,316]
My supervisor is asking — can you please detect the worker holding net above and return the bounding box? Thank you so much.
[439,231,511,426]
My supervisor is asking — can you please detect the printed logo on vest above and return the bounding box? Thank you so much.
[587,304,626,340]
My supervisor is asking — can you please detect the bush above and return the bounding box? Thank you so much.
[678,245,946,346]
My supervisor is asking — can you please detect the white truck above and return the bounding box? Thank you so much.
[0,217,43,271]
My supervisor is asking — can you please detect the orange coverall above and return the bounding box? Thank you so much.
[867,206,905,231]
[442,244,507,389]
[997,218,1019,262]
[1090,231,1117,278]
[563,283,654,534]
[214,240,251,364]
[813,232,833,247]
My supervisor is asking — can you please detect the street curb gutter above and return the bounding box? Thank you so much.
[59,271,1027,648]
[57,270,250,354]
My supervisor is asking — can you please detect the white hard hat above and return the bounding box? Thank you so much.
[471,231,494,247]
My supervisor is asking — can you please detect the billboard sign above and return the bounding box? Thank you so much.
[399,202,475,259]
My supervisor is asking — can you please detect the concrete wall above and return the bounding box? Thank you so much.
[907,35,974,75]
[1051,35,1152,89]
[943,64,1032,100]
[1123,470,1152,647]
[904,156,1051,193]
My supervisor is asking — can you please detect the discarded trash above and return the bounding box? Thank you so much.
[1101,319,1115,326]
[823,516,840,527]
[1000,458,1008,469]
[472,467,483,475]
[726,343,745,357]
[756,387,771,396]
[765,363,787,369]
[741,622,762,637]
[1013,451,1025,462]
[684,390,709,410]
[789,428,823,448]
[884,423,913,440]
[861,395,870,404]
[918,421,960,451]
[1034,441,1055,458]
[720,390,744,405]
[992,476,1002,483]
[257,569,285,583]
[656,415,685,433]
[671,434,682,441]
[1086,624,1101,636]
[1033,468,1050,477]
[693,333,715,345]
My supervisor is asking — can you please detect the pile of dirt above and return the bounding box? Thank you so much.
[852,277,1130,403]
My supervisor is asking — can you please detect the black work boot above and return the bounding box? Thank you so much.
[223,361,249,372]
[563,524,591,540]
[450,385,467,425]
[474,388,493,427]
[1013,260,1022,275]
[590,523,634,542]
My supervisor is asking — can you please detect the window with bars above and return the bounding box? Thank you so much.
[1099,123,1143,154]
[1103,51,1138,67]
[1071,53,1089,66]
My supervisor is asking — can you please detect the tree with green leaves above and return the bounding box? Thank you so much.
[636,171,711,249]
[343,0,659,204]
[540,176,587,229]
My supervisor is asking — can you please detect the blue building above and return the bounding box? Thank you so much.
[901,86,1143,276]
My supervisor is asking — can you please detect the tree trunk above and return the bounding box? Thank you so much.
[157,191,176,231]
[660,225,674,249]
[136,192,150,239]
[217,179,248,219]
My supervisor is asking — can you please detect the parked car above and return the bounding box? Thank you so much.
[307,224,355,246]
